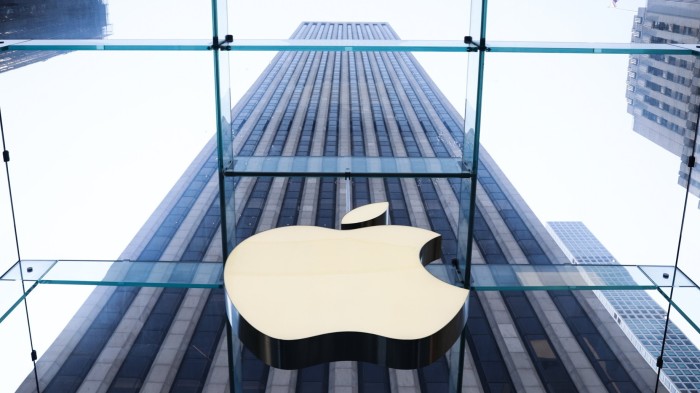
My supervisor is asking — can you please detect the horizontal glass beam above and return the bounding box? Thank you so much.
[1,261,698,330]
[3,261,691,292]
[487,42,695,55]
[470,264,694,291]
[227,39,469,52]
[224,156,471,178]
[3,39,695,55]
[1,260,223,288]
[2,39,212,51]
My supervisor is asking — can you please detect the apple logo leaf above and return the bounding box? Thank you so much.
[224,202,469,369]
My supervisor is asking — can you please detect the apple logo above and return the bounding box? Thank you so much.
[224,202,469,369]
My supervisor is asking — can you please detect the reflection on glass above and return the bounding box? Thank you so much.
[653,289,700,392]
[227,156,468,177]
[470,264,657,290]
[38,260,223,288]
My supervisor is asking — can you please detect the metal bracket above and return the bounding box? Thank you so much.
[209,35,234,51]
[464,36,490,53]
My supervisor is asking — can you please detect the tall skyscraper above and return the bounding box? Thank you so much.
[17,22,664,392]
[626,0,700,205]
[549,221,700,393]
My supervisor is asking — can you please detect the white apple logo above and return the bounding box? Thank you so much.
[224,202,469,369]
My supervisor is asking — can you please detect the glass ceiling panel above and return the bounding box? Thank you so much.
[0,50,215,262]
[479,52,690,269]
[485,0,654,44]
[5,40,695,55]
[0,1,212,41]
[5,39,211,51]
[103,0,212,40]
[487,42,694,55]
[227,0,469,41]
[0,299,35,393]
[228,39,469,52]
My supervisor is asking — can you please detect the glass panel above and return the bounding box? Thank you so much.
[1,260,56,281]
[0,273,31,324]
[226,156,468,177]
[103,0,212,39]
[479,50,696,391]
[213,0,229,40]
[484,0,696,44]
[228,39,469,52]
[0,299,36,392]
[660,286,700,334]
[227,1,469,40]
[471,264,657,291]
[214,33,235,256]
[468,0,485,43]
[644,289,700,393]
[480,52,688,268]
[24,283,97,391]
[665,298,700,392]
[37,260,223,288]
[5,39,211,51]
[488,42,694,55]
[0,1,212,41]
[0,50,215,262]
[639,266,696,287]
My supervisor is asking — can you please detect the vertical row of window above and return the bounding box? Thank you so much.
[477,167,641,392]
[43,154,221,392]
[651,20,699,37]
[551,224,700,392]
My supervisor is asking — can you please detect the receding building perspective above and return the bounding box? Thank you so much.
[0,0,109,73]
[549,221,700,393]
[11,21,679,393]
[626,0,700,205]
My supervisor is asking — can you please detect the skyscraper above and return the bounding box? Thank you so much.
[626,0,700,206]
[549,221,700,393]
[0,0,109,73]
[17,22,663,392]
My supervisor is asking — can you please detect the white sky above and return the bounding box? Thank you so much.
[2,0,700,389]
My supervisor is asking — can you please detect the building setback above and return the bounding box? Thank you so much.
[20,22,664,393]
[626,0,700,205]
[549,221,700,393]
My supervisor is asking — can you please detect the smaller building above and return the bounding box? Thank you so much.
[626,0,700,205]
[549,221,700,393]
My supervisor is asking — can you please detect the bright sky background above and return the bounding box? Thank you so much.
[2,0,700,389]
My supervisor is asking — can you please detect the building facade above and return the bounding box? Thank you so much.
[19,22,665,393]
[0,0,109,73]
[626,0,700,205]
[549,221,700,393]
